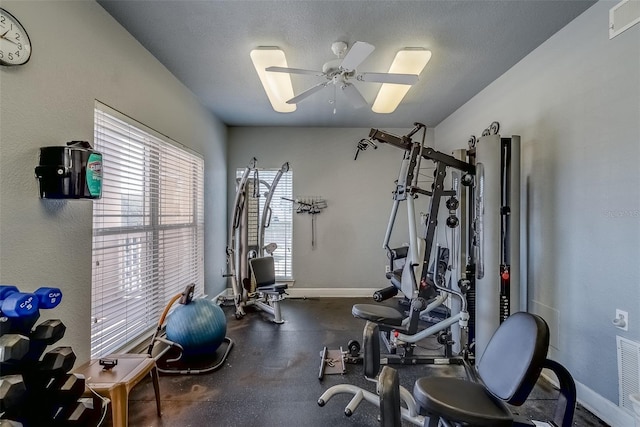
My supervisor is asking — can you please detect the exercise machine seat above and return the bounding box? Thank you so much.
[412,312,550,426]
[352,304,404,327]
[249,256,288,294]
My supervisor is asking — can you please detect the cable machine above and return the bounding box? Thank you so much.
[351,122,522,360]
[225,158,291,322]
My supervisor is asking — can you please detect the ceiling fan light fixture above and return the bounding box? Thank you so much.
[250,47,296,113]
[372,48,432,114]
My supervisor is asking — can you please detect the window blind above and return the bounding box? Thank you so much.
[236,169,293,279]
[91,104,204,358]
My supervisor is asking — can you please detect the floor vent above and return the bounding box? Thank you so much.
[617,336,640,411]
[610,0,640,39]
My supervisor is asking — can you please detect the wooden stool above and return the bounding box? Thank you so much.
[74,354,161,427]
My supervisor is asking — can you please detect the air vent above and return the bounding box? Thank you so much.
[617,336,640,411]
[610,0,640,39]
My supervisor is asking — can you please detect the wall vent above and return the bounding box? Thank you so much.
[617,336,640,411]
[610,0,640,39]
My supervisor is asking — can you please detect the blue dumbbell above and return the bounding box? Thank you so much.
[0,285,39,317]
[34,287,63,309]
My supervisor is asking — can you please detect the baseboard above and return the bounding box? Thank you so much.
[213,288,234,301]
[286,287,379,298]
[219,287,380,299]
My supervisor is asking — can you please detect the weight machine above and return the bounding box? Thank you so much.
[351,123,474,364]
[223,158,290,323]
[350,121,522,363]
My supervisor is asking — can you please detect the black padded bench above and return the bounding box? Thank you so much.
[352,304,404,327]
[250,256,288,295]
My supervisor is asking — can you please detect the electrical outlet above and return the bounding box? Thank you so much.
[385,265,391,273]
[614,309,629,331]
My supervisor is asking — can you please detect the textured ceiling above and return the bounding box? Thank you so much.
[97,0,596,128]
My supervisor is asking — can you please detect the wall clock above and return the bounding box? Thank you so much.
[0,7,32,66]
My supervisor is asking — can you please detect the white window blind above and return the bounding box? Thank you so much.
[236,169,293,279]
[91,104,204,358]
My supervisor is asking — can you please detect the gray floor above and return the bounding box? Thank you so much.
[119,298,609,426]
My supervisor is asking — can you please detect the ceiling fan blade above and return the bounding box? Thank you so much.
[286,81,330,104]
[357,72,419,85]
[340,41,375,71]
[341,83,367,109]
[266,66,325,76]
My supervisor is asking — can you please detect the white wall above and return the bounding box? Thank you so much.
[228,127,433,290]
[434,1,639,424]
[0,0,227,364]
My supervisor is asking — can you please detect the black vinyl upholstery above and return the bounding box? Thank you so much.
[362,321,380,379]
[413,312,550,426]
[249,256,288,293]
[351,304,404,326]
[378,366,402,427]
[477,312,549,405]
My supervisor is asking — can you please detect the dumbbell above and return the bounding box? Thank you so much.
[3,320,68,378]
[33,287,63,309]
[63,395,103,425]
[0,312,41,337]
[47,373,86,406]
[0,334,29,364]
[0,374,27,413]
[21,319,67,363]
[22,346,77,393]
[31,373,87,424]
[0,286,38,318]
[38,346,77,377]
[0,286,63,315]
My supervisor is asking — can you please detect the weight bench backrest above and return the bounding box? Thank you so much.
[477,312,550,406]
[249,256,276,288]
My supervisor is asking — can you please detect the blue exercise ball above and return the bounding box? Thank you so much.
[165,298,227,357]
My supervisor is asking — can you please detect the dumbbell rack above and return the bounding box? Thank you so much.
[0,285,106,426]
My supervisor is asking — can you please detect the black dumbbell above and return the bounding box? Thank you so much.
[46,373,86,407]
[63,395,104,426]
[0,375,26,413]
[22,346,77,392]
[33,373,87,424]
[0,335,29,363]
[39,346,76,378]
[0,312,41,337]
[24,319,66,362]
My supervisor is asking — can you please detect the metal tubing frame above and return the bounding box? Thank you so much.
[395,309,468,344]
[227,158,257,316]
[318,383,425,426]
[249,294,285,324]
[258,161,290,256]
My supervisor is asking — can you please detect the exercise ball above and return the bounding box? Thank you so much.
[165,298,227,357]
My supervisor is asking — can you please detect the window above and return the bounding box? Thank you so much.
[235,168,293,279]
[91,103,204,358]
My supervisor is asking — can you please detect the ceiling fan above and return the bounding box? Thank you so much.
[266,41,419,111]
